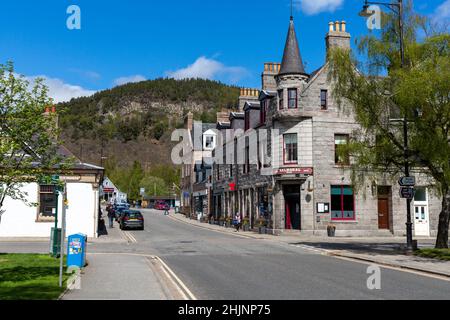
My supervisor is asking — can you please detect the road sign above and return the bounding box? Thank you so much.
[398,176,416,187]
[400,187,415,199]
[139,188,145,195]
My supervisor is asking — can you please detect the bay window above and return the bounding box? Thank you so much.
[288,88,297,109]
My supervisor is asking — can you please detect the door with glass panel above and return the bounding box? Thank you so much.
[413,187,430,237]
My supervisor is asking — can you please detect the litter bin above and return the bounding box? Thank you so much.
[49,227,62,257]
[67,234,87,269]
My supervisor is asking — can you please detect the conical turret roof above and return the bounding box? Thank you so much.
[279,17,307,76]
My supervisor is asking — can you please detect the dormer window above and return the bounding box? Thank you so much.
[288,88,298,109]
[203,135,215,150]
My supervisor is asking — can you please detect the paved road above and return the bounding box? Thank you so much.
[1,209,449,300]
[127,209,450,300]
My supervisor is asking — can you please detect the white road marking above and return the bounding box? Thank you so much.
[121,231,137,243]
[154,256,197,300]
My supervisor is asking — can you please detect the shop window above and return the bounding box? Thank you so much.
[331,185,355,220]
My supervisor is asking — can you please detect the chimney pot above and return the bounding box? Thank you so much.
[329,22,334,32]
[341,21,346,32]
[335,21,340,32]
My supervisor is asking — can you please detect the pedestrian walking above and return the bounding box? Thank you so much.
[106,205,115,228]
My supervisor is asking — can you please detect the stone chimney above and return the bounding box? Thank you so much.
[261,62,280,91]
[184,111,193,130]
[326,21,351,58]
[238,88,260,111]
[216,110,230,124]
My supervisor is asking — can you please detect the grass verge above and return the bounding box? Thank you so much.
[0,253,69,300]
[414,248,450,261]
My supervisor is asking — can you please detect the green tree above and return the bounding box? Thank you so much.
[126,161,144,201]
[147,164,180,191]
[328,4,450,248]
[0,62,73,221]
[140,175,169,197]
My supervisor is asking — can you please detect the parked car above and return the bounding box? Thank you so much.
[114,206,128,221]
[154,201,170,211]
[119,210,144,230]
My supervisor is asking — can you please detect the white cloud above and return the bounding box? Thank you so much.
[113,75,146,86]
[294,0,344,15]
[26,75,96,103]
[166,56,249,84]
[433,0,450,24]
[68,68,101,81]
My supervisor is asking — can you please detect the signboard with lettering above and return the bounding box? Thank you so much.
[316,202,330,214]
[400,187,415,199]
[398,176,416,187]
[276,167,314,176]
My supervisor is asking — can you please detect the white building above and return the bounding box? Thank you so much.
[101,177,127,204]
[0,146,104,239]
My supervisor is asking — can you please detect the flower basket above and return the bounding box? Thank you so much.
[327,224,336,237]
[242,218,250,232]
[256,217,267,234]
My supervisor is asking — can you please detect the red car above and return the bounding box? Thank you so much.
[154,201,170,211]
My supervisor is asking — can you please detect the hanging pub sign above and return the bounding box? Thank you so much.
[276,167,313,176]
[229,182,236,191]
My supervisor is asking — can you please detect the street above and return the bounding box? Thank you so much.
[80,209,450,299]
[2,208,449,300]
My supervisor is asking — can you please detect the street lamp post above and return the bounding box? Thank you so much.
[359,0,414,253]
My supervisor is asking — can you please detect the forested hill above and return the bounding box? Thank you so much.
[57,78,240,169]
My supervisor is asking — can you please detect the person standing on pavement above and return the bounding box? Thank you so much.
[234,213,241,232]
[106,205,115,228]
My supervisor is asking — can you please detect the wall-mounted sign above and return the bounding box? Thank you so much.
[276,167,314,176]
[316,202,330,214]
[229,182,236,191]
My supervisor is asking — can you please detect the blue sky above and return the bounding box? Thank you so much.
[0,0,448,102]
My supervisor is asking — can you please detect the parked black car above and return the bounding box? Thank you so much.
[119,210,144,230]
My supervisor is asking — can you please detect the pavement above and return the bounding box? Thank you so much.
[1,208,449,300]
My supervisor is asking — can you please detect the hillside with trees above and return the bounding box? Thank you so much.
[57,78,240,198]
[57,78,240,196]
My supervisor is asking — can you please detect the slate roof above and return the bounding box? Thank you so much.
[279,17,308,77]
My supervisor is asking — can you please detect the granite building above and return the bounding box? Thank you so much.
[209,16,442,237]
